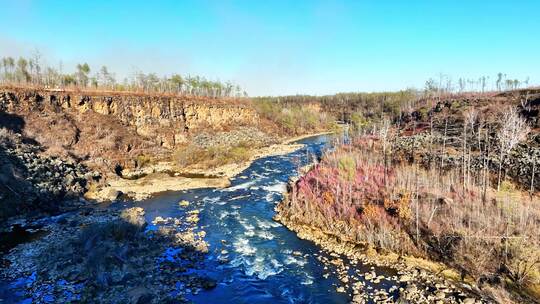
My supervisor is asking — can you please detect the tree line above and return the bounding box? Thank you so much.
[0,54,247,98]
[424,73,531,95]
[255,90,421,125]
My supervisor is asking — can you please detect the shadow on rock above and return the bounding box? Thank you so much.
[0,126,96,223]
[3,207,216,303]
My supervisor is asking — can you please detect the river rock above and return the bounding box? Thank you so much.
[435,291,446,299]
[186,214,199,223]
[105,188,124,201]
[462,298,476,304]
[201,278,217,290]
[352,294,365,304]
[399,274,412,282]
[153,216,166,224]
[120,207,146,227]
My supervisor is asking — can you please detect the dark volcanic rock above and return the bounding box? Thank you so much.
[0,128,96,222]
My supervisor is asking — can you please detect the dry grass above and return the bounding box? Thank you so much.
[173,141,255,169]
[0,127,18,145]
[254,99,337,136]
[285,135,540,302]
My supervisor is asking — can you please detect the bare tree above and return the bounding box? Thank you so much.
[30,49,42,84]
[497,106,531,190]
[482,126,491,201]
[463,108,478,189]
[521,91,531,112]
[530,152,537,194]
[496,73,503,91]
[379,117,392,188]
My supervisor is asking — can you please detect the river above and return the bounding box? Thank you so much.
[127,134,397,303]
[2,134,401,303]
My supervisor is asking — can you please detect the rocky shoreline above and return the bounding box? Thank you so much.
[0,132,333,303]
[275,198,490,304]
[1,206,215,303]
[87,133,329,201]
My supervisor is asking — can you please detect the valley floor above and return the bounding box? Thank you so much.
[87,133,331,201]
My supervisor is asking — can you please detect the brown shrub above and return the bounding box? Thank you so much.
[174,141,254,169]
[283,134,540,300]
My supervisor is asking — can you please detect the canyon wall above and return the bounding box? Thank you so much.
[0,88,259,149]
[0,88,264,177]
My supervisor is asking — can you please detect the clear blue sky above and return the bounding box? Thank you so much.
[0,0,538,96]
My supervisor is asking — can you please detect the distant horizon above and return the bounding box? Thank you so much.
[1,0,539,96]
[0,67,536,98]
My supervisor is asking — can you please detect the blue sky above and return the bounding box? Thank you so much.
[0,0,538,96]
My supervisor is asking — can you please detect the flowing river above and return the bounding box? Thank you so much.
[126,134,397,303]
[2,134,401,303]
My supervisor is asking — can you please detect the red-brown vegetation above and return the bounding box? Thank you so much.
[281,136,540,302]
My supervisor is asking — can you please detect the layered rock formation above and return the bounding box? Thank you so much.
[0,88,259,149]
[0,87,264,219]
[0,88,262,172]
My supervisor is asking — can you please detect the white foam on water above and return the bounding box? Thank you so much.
[284,255,307,267]
[225,180,257,192]
[230,195,250,201]
[256,230,275,240]
[270,258,283,269]
[229,255,250,268]
[264,167,282,173]
[229,239,284,280]
[265,192,277,203]
[238,219,255,231]
[262,182,287,193]
[202,196,225,205]
[256,218,281,229]
[218,211,229,220]
[233,238,257,256]
[218,209,239,220]
[244,255,283,280]
[301,276,314,285]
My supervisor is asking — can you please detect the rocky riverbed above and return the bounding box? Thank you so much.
[275,198,491,304]
[0,207,216,303]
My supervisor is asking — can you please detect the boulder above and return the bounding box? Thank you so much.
[120,207,146,227]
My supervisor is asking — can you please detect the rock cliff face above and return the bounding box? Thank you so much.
[0,129,94,220]
[0,87,263,220]
[0,88,259,149]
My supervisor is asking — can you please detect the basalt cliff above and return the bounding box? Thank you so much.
[0,88,259,167]
[0,87,271,221]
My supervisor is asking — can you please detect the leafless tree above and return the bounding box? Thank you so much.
[530,153,537,194]
[379,117,392,188]
[463,108,478,188]
[497,106,531,190]
[520,91,531,112]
